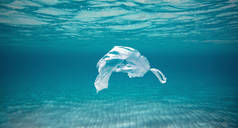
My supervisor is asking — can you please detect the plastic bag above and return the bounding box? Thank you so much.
[94,46,166,93]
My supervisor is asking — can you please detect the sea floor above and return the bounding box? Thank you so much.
[1,76,237,128]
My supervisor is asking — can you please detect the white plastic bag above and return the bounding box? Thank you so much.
[94,46,167,93]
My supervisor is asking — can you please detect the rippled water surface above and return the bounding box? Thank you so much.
[0,0,238,51]
[0,0,238,128]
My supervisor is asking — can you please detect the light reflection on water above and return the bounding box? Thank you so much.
[0,0,237,49]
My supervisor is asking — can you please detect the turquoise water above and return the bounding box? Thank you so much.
[1,0,238,128]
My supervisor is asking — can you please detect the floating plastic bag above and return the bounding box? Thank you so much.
[94,46,167,93]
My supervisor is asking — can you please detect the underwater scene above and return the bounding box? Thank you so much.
[0,0,238,128]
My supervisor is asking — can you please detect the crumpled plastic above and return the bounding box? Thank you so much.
[94,46,167,93]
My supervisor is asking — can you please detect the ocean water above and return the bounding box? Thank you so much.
[0,0,238,128]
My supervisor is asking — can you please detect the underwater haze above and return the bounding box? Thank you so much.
[0,0,238,128]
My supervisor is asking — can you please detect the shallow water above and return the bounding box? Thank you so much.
[1,0,238,128]
[1,50,238,128]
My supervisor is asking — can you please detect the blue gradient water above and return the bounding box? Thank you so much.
[1,0,238,128]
